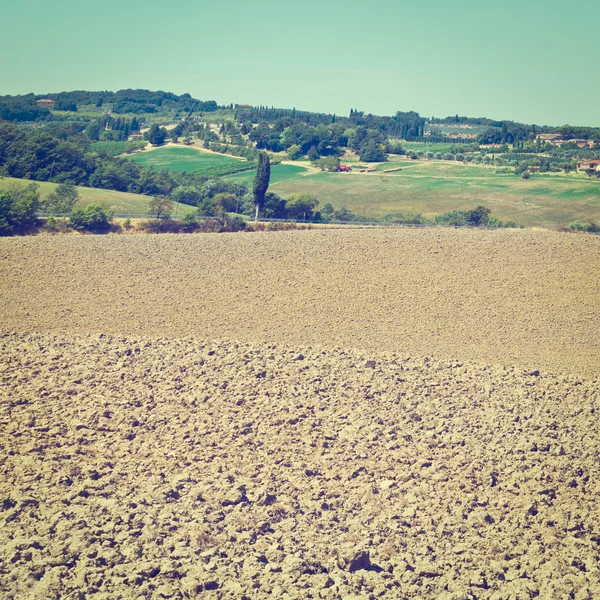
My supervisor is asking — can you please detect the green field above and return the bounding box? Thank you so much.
[0,177,195,216]
[269,161,600,229]
[129,146,241,172]
[399,142,476,153]
[225,164,309,185]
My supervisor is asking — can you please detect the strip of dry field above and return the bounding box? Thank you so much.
[1,229,599,375]
[0,229,599,599]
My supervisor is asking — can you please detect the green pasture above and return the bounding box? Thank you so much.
[0,177,195,216]
[269,161,600,229]
[399,142,477,153]
[225,164,309,185]
[129,146,241,172]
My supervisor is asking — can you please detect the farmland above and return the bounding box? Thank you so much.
[1,230,599,598]
[0,176,195,215]
[270,160,600,228]
[129,145,243,172]
[225,163,309,185]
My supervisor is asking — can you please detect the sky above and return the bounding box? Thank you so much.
[2,0,598,126]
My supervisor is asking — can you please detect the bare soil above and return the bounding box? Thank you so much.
[1,229,599,599]
[1,229,599,375]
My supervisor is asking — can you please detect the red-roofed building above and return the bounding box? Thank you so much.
[36,99,55,109]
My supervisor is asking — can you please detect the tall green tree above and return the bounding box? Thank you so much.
[252,151,270,220]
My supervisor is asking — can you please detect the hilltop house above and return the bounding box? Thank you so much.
[36,99,55,109]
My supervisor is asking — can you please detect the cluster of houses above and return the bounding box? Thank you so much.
[537,133,595,149]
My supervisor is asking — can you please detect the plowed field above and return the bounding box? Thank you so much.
[1,229,599,599]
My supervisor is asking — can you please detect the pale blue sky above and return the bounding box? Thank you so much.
[2,0,597,126]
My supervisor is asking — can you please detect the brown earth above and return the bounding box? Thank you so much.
[1,229,599,599]
[1,229,599,375]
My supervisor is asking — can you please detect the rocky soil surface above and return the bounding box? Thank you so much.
[1,229,599,599]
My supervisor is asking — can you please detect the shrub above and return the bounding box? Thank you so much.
[69,204,113,232]
[287,145,303,160]
[0,183,41,236]
[522,171,530,179]
[123,217,133,230]
[43,216,70,233]
[181,213,199,232]
[138,219,181,233]
[221,215,247,232]
[567,221,599,233]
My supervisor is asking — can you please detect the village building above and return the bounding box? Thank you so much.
[36,99,55,109]
[568,139,595,149]
[537,133,563,143]
[537,133,594,148]
[577,159,600,172]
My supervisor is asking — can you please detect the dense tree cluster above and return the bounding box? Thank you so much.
[0,183,41,235]
[0,122,246,199]
[0,95,50,122]
[235,106,426,161]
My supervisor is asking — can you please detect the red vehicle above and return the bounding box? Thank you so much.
[339,164,351,172]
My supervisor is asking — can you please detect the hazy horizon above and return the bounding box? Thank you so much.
[2,0,598,127]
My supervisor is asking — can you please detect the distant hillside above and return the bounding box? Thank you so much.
[0,177,195,216]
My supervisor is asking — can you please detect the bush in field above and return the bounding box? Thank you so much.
[69,204,113,232]
[568,221,599,233]
[181,213,199,232]
[0,183,41,235]
[43,216,70,233]
[221,215,247,232]
[139,219,181,233]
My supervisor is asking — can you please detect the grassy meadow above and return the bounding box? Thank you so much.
[129,146,242,172]
[0,177,195,216]
[270,161,600,229]
[225,164,309,185]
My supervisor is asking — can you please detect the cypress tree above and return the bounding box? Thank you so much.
[252,151,270,220]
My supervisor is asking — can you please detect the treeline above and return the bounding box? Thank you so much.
[0,95,51,122]
[244,120,389,162]
[554,125,600,142]
[0,90,219,122]
[235,107,425,160]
